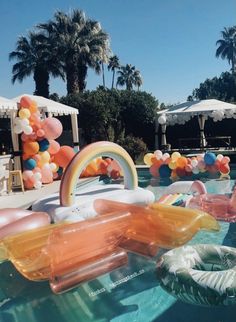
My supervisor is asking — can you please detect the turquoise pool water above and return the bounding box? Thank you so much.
[0,171,236,322]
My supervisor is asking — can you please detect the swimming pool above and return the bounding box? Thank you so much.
[0,171,236,322]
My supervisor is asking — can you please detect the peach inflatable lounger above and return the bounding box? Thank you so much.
[32,141,155,222]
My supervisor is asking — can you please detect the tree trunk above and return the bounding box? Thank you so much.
[66,62,80,95]
[34,67,49,98]
[101,62,105,87]
[232,55,236,74]
[77,64,88,92]
[111,70,115,89]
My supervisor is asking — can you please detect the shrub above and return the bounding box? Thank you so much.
[117,135,147,162]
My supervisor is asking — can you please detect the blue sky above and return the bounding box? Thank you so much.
[0,0,235,105]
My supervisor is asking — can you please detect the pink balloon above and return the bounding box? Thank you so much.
[53,172,59,179]
[21,133,30,142]
[22,170,33,181]
[42,117,63,140]
[29,132,38,141]
[48,140,60,155]
[41,167,53,184]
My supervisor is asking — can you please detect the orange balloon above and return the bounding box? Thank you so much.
[86,161,98,176]
[29,101,38,113]
[23,141,39,155]
[98,159,109,175]
[176,156,188,168]
[53,146,75,168]
[24,178,34,189]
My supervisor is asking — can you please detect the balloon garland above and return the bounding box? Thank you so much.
[144,150,231,179]
[14,96,76,189]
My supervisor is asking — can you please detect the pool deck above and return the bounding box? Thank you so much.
[0,177,100,209]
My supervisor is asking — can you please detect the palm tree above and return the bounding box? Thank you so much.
[108,55,120,89]
[116,64,142,90]
[133,69,143,90]
[9,31,64,98]
[38,9,110,94]
[216,26,236,74]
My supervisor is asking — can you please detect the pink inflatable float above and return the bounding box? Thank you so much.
[187,188,236,222]
[157,180,206,206]
[0,208,50,240]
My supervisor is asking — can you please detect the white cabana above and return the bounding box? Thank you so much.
[157,99,236,149]
[13,94,79,150]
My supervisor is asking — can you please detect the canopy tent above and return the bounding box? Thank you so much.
[12,94,79,150]
[156,99,236,149]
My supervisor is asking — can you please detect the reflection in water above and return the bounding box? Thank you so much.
[1,175,236,321]
[0,261,138,322]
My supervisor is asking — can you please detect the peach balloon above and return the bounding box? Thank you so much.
[37,129,45,137]
[48,140,60,155]
[53,146,75,168]
[29,100,38,113]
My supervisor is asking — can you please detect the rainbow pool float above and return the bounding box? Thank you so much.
[32,141,155,222]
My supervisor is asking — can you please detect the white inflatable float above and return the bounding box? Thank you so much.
[32,141,155,222]
[164,180,207,195]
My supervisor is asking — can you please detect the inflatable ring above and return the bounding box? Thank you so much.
[157,244,236,306]
[60,141,138,206]
[164,180,206,195]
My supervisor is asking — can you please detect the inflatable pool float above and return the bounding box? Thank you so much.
[186,188,236,222]
[157,180,206,206]
[0,208,50,240]
[163,180,207,195]
[94,199,220,249]
[0,211,131,293]
[32,141,155,222]
[157,244,236,306]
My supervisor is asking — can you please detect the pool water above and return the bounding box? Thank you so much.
[1,172,236,322]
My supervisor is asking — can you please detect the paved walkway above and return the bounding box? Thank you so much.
[0,177,99,209]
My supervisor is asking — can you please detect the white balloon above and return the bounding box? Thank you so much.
[20,118,30,127]
[23,125,33,135]
[158,115,167,125]
[192,167,199,174]
[34,181,42,189]
[14,117,21,125]
[162,153,170,160]
[14,124,23,134]
[33,172,42,181]
[216,154,223,161]
[191,159,198,167]
[154,150,163,159]
[42,163,50,170]
[49,162,57,172]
